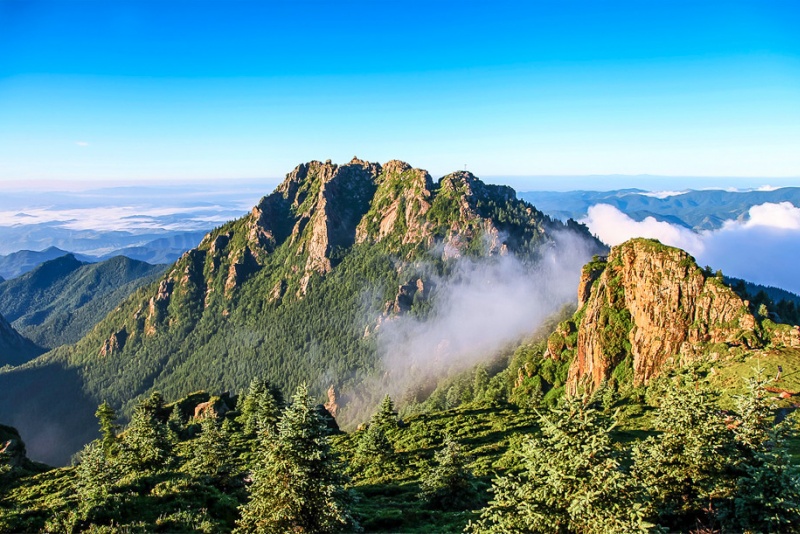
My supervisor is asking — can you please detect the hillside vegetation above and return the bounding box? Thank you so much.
[2,231,800,532]
[0,255,165,350]
[0,158,601,465]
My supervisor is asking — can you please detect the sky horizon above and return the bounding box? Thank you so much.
[1,1,799,185]
[1,170,798,194]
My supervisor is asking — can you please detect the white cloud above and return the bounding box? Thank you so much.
[739,202,800,230]
[0,205,240,232]
[582,204,704,251]
[75,141,90,147]
[638,190,688,199]
[582,202,800,294]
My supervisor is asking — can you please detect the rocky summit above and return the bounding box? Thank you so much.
[544,238,800,395]
[0,158,599,465]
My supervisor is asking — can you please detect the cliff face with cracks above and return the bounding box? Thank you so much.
[95,157,586,359]
[558,239,760,394]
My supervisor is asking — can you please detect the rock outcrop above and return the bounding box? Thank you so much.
[99,328,128,357]
[561,239,761,394]
[0,424,31,468]
[90,157,597,359]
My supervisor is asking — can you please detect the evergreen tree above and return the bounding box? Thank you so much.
[632,375,735,531]
[167,404,184,443]
[116,394,173,474]
[472,364,490,402]
[95,401,119,456]
[419,435,477,510]
[74,440,119,519]
[183,414,236,485]
[371,394,398,432]
[238,378,282,436]
[235,383,357,533]
[721,372,800,532]
[353,422,394,477]
[469,398,649,533]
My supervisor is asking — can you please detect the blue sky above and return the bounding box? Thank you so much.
[1,0,799,186]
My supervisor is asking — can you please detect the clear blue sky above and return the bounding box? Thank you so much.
[1,0,799,185]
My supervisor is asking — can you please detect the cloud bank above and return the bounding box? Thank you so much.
[583,202,800,295]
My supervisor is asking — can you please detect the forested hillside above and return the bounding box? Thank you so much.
[0,255,165,350]
[2,235,799,532]
[0,158,602,465]
[0,247,78,280]
[0,313,43,368]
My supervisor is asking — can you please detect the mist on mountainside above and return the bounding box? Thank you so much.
[340,230,598,423]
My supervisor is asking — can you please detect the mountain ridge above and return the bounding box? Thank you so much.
[0,254,165,351]
[0,158,601,465]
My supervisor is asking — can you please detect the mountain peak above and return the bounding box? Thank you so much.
[547,238,800,395]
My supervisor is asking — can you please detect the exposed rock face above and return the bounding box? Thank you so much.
[565,239,760,394]
[0,424,29,468]
[355,160,434,246]
[99,328,128,357]
[92,157,596,357]
[385,276,434,315]
[193,397,230,420]
[323,385,339,417]
[772,325,800,348]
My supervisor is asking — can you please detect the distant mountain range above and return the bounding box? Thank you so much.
[0,247,88,280]
[0,254,165,349]
[0,231,205,280]
[519,187,800,230]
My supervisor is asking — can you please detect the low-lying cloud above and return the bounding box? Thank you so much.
[343,231,598,417]
[583,202,800,294]
[0,205,238,232]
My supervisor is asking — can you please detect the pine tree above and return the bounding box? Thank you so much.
[238,378,282,436]
[721,372,800,531]
[116,394,173,475]
[74,440,119,519]
[95,401,119,456]
[419,435,477,510]
[167,404,184,443]
[632,374,736,531]
[353,422,394,477]
[183,414,236,485]
[371,394,398,432]
[235,383,357,533]
[473,365,490,402]
[469,397,649,533]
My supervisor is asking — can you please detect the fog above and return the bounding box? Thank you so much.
[582,202,800,295]
[338,231,598,423]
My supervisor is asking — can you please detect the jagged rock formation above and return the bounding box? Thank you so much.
[100,157,571,346]
[99,328,128,357]
[554,239,764,394]
[0,157,600,465]
[0,424,30,468]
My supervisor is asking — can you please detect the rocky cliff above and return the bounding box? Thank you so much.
[550,239,764,395]
[96,157,577,349]
[0,157,602,465]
